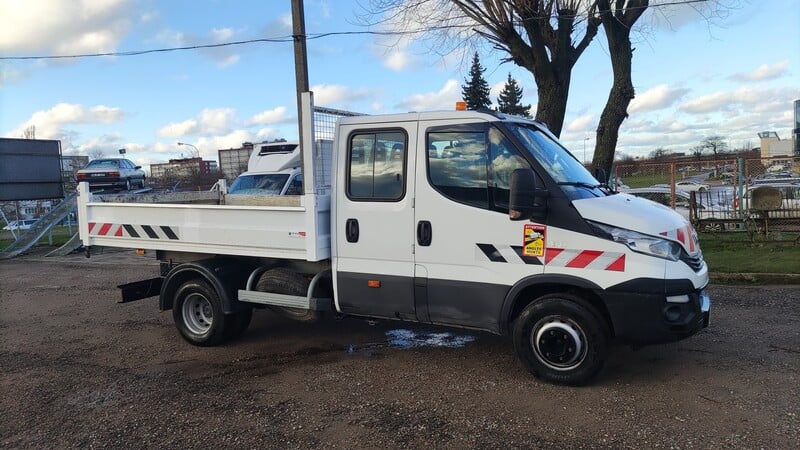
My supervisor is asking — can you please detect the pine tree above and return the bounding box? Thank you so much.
[497,73,531,118]
[461,52,492,110]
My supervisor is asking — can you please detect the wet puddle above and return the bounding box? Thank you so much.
[347,329,476,355]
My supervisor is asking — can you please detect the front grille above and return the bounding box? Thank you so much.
[680,251,704,272]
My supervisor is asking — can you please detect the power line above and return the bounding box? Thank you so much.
[0,0,710,61]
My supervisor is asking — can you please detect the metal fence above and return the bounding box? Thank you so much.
[614,156,800,239]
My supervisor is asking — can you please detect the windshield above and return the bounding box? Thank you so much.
[505,123,606,199]
[228,174,290,195]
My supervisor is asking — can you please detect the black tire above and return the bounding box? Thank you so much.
[224,307,253,341]
[138,176,146,189]
[125,178,132,191]
[512,293,609,386]
[256,268,320,323]
[173,279,227,346]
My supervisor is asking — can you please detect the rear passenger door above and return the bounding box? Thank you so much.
[333,122,418,319]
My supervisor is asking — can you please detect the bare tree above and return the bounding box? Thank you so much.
[697,135,728,158]
[359,0,600,136]
[88,148,106,160]
[649,146,670,160]
[360,1,734,176]
[592,0,648,175]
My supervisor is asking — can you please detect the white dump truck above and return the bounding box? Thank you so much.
[78,93,710,385]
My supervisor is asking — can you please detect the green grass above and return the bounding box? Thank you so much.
[699,232,800,273]
[618,172,670,188]
[0,226,77,250]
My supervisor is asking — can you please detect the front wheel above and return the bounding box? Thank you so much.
[512,294,609,386]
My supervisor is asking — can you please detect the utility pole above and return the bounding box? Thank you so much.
[292,0,309,190]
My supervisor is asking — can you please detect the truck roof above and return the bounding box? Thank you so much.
[337,109,542,127]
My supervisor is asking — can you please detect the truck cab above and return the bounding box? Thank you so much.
[332,110,709,384]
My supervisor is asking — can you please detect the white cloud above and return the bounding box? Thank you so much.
[678,86,794,114]
[4,103,124,139]
[75,133,124,156]
[729,61,790,82]
[248,107,291,125]
[489,81,505,101]
[158,108,237,138]
[310,84,374,108]
[153,26,247,68]
[195,131,257,159]
[565,114,596,133]
[256,128,280,140]
[211,27,235,41]
[397,80,461,111]
[0,0,133,56]
[384,51,411,71]
[629,84,690,113]
[157,119,199,139]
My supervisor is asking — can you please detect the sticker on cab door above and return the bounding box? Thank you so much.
[523,224,546,257]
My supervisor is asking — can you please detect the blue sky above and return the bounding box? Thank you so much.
[1,0,798,168]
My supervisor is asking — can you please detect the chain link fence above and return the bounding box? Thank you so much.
[614,156,800,240]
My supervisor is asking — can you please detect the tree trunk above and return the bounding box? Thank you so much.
[531,65,571,137]
[592,0,648,179]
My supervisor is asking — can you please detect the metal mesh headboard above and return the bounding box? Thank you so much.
[312,106,363,190]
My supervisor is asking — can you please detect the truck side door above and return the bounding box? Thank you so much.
[413,121,545,332]
[332,122,418,319]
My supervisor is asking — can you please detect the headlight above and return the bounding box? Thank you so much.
[588,221,682,261]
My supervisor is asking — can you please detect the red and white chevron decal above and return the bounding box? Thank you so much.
[660,224,696,253]
[88,222,179,240]
[545,248,625,271]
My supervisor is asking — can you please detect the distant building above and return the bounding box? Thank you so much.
[150,157,218,180]
[218,142,254,182]
[758,131,795,159]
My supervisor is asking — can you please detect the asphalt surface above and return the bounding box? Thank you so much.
[1,248,798,449]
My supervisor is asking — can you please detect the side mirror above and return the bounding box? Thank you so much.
[135,165,142,170]
[509,168,548,221]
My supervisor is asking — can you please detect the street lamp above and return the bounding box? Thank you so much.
[177,142,200,158]
[583,137,590,165]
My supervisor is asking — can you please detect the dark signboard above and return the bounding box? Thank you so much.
[0,138,64,201]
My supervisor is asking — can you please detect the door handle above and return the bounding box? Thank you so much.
[345,218,359,243]
[417,220,432,246]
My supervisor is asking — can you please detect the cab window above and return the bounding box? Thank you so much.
[427,126,529,212]
[347,131,406,201]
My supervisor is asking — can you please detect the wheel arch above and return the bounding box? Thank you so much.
[500,274,615,337]
[160,258,253,314]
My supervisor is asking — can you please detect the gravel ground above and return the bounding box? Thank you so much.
[1,248,798,449]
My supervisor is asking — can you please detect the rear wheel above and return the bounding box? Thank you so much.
[173,279,226,346]
[125,178,132,191]
[256,268,320,323]
[512,293,609,386]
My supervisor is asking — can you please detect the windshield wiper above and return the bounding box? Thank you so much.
[557,181,602,190]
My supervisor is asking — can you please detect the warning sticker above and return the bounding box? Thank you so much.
[523,224,546,257]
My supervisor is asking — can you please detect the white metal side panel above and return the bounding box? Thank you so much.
[80,200,314,261]
[84,203,309,258]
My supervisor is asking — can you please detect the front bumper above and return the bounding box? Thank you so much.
[598,280,711,345]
